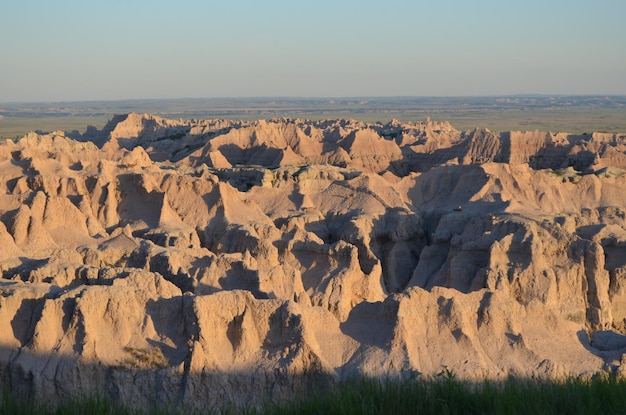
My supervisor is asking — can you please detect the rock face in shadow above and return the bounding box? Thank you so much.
[2,114,626,410]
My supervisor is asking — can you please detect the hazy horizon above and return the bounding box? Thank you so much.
[4,93,626,106]
[2,0,625,102]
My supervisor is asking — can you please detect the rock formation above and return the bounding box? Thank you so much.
[1,113,626,410]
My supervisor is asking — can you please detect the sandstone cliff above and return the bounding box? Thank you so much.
[1,114,626,410]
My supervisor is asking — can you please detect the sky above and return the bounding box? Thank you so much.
[1,0,625,102]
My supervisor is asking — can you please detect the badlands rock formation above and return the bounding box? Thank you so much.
[2,113,626,409]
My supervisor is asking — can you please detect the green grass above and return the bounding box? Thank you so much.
[266,374,626,415]
[2,109,626,141]
[0,116,108,141]
[2,96,626,141]
[3,374,626,414]
[0,392,131,415]
[0,391,184,415]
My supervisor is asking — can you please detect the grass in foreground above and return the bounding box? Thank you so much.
[0,393,128,415]
[264,374,626,415]
[3,375,626,415]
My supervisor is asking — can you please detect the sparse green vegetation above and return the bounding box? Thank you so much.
[0,116,108,141]
[155,131,189,141]
[2,96,626,141]
[119,346,168,370]
[3,374,626,414]
[171,142,205,157]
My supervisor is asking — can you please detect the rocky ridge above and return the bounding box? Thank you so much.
[1,113,626,410]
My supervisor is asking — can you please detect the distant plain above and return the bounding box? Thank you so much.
[1,96,625,140]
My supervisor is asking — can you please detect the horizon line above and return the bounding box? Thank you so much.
[2,94,626,105]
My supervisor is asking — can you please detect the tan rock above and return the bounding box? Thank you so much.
[0,115,626,410]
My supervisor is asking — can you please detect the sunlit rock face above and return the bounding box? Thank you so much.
[1,114,626,410]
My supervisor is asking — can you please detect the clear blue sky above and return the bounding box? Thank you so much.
[1,0,625,101]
